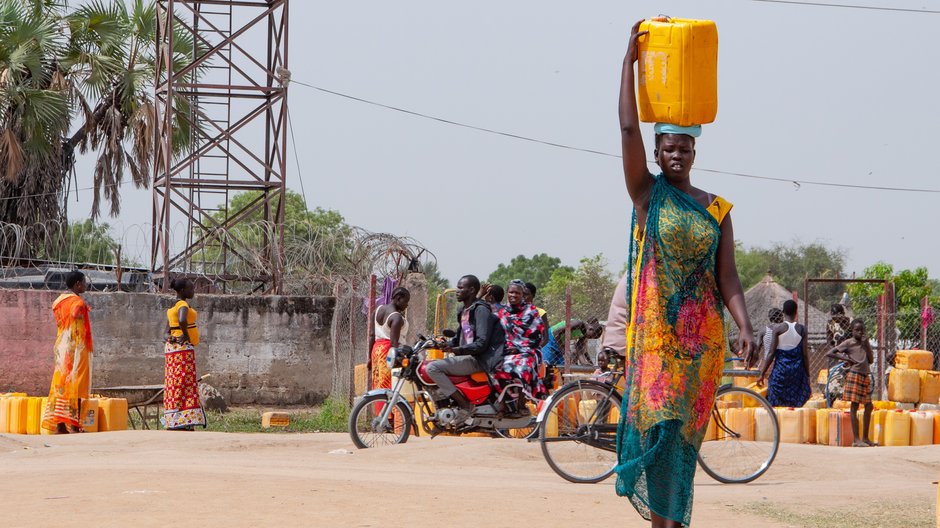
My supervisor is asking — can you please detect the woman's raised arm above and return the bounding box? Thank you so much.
[620,20,653,207]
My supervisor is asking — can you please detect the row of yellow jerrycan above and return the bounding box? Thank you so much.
[0,394,128,434]
[704,403,940,447]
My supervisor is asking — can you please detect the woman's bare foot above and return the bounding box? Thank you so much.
[55,423,69,434]
[852,439,868,447]
[863,438,878,447]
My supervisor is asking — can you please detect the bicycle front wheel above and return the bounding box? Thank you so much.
[539,381,622,484]
[697,386,779,484]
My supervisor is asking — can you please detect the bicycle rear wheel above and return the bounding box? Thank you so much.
[697,386,779,484]
[539,381,622,484]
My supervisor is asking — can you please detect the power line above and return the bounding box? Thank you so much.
[286,107,310,209]
[291,80,940,194]
[749,0,940,14]
[291,80,619,159]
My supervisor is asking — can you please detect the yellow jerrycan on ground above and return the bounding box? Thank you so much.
[637,17,718,127]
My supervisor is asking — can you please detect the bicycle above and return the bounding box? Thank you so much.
[536,356,779,484]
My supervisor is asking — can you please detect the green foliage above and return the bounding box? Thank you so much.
[193,190,354,284]
[422,261,450,331]
[541,254,616,322]
[49,219,118,264]
[486,253,573,301]
[1,0,199,231]
[735,240,846,309]
[847,262,937,346]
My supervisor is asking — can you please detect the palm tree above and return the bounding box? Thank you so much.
[0,0,194,254]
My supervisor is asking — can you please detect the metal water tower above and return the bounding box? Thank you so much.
[152,0,289,292]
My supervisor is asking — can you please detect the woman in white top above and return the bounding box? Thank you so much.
[370,287,410,392]
[757,299,811,407]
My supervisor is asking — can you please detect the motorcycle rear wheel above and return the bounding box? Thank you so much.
[349,394,412,449]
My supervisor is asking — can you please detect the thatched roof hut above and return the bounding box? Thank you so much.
[727,273,828,339]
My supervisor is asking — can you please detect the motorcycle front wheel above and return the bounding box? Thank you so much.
[349,394,412,449]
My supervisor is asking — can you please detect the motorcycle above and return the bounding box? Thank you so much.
[348,332,541,448]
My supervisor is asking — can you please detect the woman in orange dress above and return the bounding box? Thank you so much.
[42,271,93,434]
[164,278,207,430]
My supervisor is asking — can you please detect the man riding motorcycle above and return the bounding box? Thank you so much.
[425,274,506,423]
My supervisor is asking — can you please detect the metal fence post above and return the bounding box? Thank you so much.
[367,275,377,392]
[564,284,572,371]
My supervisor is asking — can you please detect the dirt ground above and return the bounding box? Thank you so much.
[1,431,937,528]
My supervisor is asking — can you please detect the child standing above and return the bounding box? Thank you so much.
[826,319,875,447]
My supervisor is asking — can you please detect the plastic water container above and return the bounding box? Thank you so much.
[798,408,816,443]
[742,382,767,407]
[873,400,896,410]
[98,398,128,432]
[0,397,11,433]
[8,396,28,434]
[895,349,934,370]
[778,408,803,444]
[26,397,42,435]
[919,370,940,405]
[802,398,826,409]
[884,409,912,446]
[754,407,775,442]
[81,398,99,432]
[910,411,933,446]
[353,363,368,396]
[703,414,717,442]
[816,409,833,445]
[724,408,755,441]
[888,368,921,403]
[390,369,416,402]
[828,411,854,447]
[636,17,718,126]
[579,399,598,422]
[934,413,940,444]
[868,409,886,445]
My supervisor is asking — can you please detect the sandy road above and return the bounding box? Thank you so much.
[1,431,937,527]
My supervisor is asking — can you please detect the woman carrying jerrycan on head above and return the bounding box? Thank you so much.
[614,18,756,528]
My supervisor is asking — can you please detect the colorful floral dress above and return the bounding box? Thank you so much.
[164,300,207,430]
[496,304,546,398]
[615,175,732,526]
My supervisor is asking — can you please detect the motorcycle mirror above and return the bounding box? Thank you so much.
[441,329,457,338]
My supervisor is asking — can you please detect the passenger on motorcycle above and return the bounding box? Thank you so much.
[496,279,547,401]
[425,274,506,422]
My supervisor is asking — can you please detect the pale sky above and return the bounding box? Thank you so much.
[70,0,940,285]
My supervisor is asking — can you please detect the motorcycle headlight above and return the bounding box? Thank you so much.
[386,349,398,370]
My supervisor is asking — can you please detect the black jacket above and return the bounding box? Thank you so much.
[450,299,506,373]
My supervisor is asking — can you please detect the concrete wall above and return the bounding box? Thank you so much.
[0,289,335,405]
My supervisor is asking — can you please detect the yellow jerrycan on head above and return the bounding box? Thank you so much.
[637,17,718,127]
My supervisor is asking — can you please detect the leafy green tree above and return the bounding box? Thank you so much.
[847,263,937,347]
[735,240,846,309]
[194,190,353,285]
[422,260,451,331]
[486,253,573,301]
[541,254,616,323]
[0,0,195,234]
[46,219,119,264]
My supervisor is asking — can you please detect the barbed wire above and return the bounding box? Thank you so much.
[0,219,435,295]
